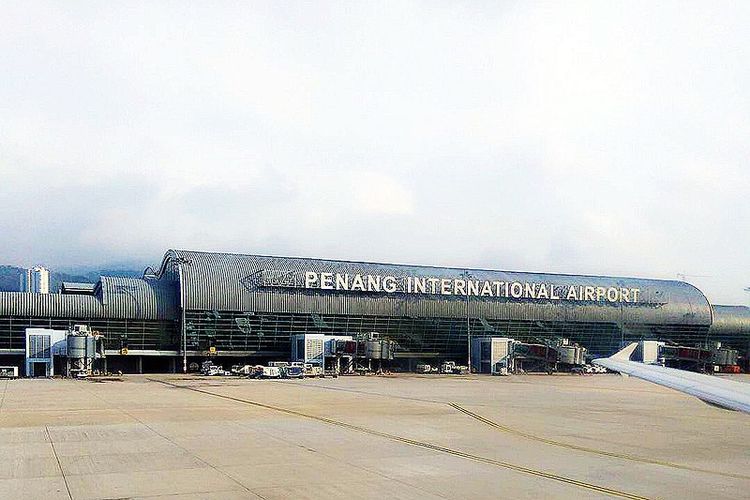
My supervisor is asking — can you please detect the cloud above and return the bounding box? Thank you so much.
[0,1,748,304]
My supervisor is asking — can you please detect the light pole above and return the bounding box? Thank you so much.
[172,256,191,374]
[464,270,472,370]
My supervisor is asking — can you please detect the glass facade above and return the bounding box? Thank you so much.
[183,309,718,359]
[0,316,179,351]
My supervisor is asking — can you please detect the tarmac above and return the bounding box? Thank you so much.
[0,373,748,499]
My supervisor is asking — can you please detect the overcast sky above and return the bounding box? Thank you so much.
[1,1,748,304]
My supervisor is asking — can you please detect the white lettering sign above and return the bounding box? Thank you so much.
[299,272,642,303]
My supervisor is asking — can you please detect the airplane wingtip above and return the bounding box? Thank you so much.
[610,342,638,361]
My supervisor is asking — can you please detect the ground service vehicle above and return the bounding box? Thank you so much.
[281,366,304,378]
[304,363,323,377]
[261,366,281,379]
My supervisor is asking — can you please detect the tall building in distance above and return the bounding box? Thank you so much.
[20,267,50,294]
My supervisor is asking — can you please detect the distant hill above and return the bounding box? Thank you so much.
[0,266,24,292]
[0,265,142,292]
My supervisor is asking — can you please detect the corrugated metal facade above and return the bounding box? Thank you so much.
[163,250,713,327]
[0,276,179,352]
[710,305,750,341]
[0,277,177,320]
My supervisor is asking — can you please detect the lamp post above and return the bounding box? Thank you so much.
[464,270,473,370]
[172,256,191,374]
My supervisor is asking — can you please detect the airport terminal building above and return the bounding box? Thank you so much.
[0,249,749,374]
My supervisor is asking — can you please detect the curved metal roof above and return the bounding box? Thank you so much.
[99,276,178,320]
[0,276,177,320]
[709,305,750,336]
[161,250,713,326]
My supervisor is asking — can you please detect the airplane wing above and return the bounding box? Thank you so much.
[592,343,750,414]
